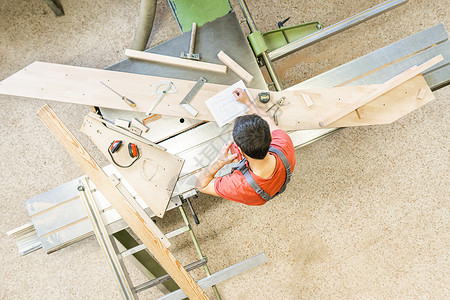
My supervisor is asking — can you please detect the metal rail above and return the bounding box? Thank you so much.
[237,0,283,91]
[268,0,409,61]
[77,177,137,300]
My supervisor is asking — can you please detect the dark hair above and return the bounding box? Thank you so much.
[233,114,271,159]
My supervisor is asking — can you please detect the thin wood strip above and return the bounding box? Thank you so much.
[37,105,209,300]
[355,108,365,119]
[125,49,227,74]
[217,51,253,83]
[319,55,443,127]
[416,88,426,100]
[301,93,314,107]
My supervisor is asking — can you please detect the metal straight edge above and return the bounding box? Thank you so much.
[25,179,80,216]
[77,177,137,300]
[350,41,450,86]
[9,224,43,255]
[268,0,409,61]
[179,77,207,117]
[134,258,208,293]
[179,77,207,106]
[7,222,35,236]
[425,63,450,90]
[158,252,268,300]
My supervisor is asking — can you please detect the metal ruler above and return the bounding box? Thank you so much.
[179,77,207,117]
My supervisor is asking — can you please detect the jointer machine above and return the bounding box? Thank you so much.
[4,0,450,299]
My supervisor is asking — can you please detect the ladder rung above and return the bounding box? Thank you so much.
[118,225,191,259]
[165,225,190,239]
[133,257,207,293]
[118,244,147,259]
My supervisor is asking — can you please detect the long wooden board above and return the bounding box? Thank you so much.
[81,114,184,218]
[0,61,435,130]
[37,105,209,300]
[319,55,443,127]
[125,49,228,74]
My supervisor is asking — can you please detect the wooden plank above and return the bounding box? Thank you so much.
[125,49,227,74]
[37,105,209,300]
[319,55,443,127]
[81,114,184,218]
[217,51,253,83]
[0,61,436,130]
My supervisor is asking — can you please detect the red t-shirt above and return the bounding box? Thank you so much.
[214,129,296,205]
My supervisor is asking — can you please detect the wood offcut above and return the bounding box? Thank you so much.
[125,49,227,74]
[217,50,253,83]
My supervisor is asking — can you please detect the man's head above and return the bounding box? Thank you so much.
[233,114,271,159]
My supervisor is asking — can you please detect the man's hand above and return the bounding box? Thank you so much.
[196,141,237,195]
[214,141,238,167]
[232,88,252,105]
[232,88,279,132]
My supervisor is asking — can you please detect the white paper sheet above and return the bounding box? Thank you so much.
[205,81,254,127]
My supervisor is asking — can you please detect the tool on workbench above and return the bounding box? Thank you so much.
[258,92,270,103]
[87,113,166,151]
[108,140,141,168]
[266,96,287,125]
[100,81,136,107]
[147,81,177,115]
[181,195,200,225]
[277,17,291,43]
[129,118,149,136]
[180,23,200,60]
[179,77,207,117]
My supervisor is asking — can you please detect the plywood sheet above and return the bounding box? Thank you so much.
[81,114,184,218]
[0,62,435,129]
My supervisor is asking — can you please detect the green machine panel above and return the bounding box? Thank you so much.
[168,0,233,32]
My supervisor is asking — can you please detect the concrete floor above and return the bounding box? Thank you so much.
[1,0,449,299]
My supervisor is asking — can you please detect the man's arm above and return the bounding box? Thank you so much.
[232,88,278,132]
[196,141,237,196]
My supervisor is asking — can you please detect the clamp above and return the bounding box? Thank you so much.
[266,96,288,125]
